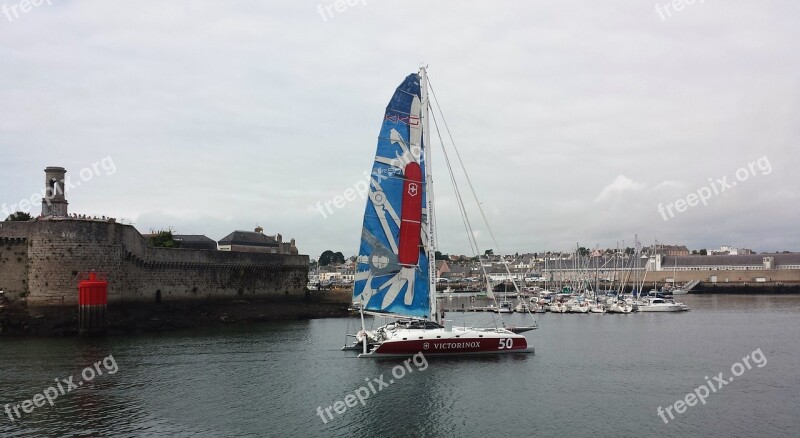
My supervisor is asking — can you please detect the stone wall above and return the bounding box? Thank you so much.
[0,237,28,300]
[0,219,308,306]
[629,269,800,285]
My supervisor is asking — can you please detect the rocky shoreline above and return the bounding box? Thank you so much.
[0,291,351,337]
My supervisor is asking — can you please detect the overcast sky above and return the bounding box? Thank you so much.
[1,1,798,258]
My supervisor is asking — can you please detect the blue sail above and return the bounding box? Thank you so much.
[353,73,431,319]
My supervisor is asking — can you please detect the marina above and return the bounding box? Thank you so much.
[3,294,798,437]
[438,295,690,314]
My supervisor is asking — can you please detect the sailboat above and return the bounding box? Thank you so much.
[669,258,689,295]
[348,67,533,358]
[498,283,514,314]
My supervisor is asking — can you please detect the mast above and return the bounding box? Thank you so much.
[634,234,640,299]
[544,254,548,292]
[673,256,677,290]
[595,247,599,298]
[609,242,625,296]
[420,66,438,324]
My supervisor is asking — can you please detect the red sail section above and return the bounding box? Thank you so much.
[398,162,423,266]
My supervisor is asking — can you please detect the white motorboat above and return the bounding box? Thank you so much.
[637,297,690,312]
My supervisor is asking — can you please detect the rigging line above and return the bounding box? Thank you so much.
[426,83,480,257]
[430,106,475,252]
[428,78,521,296]
[429,109,480,259]
[430,101,500,319]
[429,95,500,315]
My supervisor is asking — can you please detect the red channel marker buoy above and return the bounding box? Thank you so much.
[78,272,108,336]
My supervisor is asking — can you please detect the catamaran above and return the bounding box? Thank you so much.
[347,67,534,358]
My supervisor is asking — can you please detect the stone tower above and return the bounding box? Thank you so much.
[42,166,68,217]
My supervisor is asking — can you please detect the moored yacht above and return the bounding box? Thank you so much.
[606,300,633,314]
[637,297,689,312]
[498,300,514,313]
[567,297,590,313]
[589,301,606,313]
[549,301,568,313]
[670,286,688,295]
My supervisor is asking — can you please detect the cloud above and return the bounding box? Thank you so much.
[652,180,687,191]
[1,1,798,255]
[594,175,647,202]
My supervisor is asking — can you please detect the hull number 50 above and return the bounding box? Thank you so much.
[498,338,514,349]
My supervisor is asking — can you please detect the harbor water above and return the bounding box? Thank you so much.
[1,294,799,437]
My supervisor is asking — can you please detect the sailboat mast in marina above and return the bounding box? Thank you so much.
[348,67,535,358]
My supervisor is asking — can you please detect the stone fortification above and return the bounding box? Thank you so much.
[0,219,308,306]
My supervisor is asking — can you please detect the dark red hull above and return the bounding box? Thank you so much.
[363,335,531,357]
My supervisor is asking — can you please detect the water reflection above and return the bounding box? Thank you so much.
[1,295,799,437]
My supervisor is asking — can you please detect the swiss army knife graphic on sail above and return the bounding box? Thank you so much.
[354,92,430,312]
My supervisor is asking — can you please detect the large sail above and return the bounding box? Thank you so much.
[353,73,431,319]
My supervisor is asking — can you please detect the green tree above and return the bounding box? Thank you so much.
[319,250,334,266]
[5,211,32,221]
[148,231,181,248]
[484,249,494,256]
[435,251,449,261]
[319,250,346,266]
[699,249,707,256]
